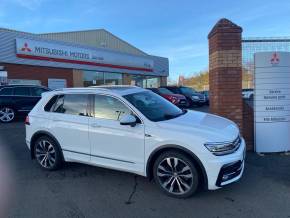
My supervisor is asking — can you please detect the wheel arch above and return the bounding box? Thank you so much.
[146,145,208,190]
[30,130,62,160]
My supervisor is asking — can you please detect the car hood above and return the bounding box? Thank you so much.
[157,110,239,142]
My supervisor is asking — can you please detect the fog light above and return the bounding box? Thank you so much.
[222,175,230,181]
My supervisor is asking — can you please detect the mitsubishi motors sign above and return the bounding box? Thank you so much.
[15,38,154,72]
[254,52,290,152]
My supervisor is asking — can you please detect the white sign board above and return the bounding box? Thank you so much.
[254,52,290,152]
[15,38,153,72]
[48,79,67,90]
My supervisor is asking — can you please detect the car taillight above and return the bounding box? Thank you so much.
[168,96,179,104]
[25,116,30,125]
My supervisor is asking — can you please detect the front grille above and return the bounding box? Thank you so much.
[216,160,243,187]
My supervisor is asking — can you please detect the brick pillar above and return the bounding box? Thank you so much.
[208,18,243,132]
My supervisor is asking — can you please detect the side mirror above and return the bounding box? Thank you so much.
[120,114,137,127]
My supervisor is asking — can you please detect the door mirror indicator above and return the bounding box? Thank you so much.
[120,114,137,127]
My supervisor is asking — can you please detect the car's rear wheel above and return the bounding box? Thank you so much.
[34,136,63,170]
[0,107,15,123]
[153,151,199,198]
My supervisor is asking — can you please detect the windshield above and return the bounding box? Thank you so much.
[180,87,196,95]
[123,91,185,122]
[158,88,174,95]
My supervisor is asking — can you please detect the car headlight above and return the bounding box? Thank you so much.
[191,96,199,100]
[204,135,241,156]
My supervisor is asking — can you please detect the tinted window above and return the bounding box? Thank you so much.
[53,94,88,116]
[158,88,174,95]
[44,95,59,112]
[94,95,131,120]
[167,87,181,94]
[123,91,185,122]
[0,88,13,96]
[14,87,30,96]
[180,87,196,95]
[31,87,48,96]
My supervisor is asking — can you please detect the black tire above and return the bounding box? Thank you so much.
[153,151,199,198]
[34,136,63,171]
[0,106,15,123]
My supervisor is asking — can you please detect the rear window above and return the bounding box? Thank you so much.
[53,94,89,116]
[44,95,59,112]
[0,87,13,96]
[14,87,30,96]
[31,87,48,96]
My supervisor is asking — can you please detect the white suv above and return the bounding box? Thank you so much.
[25,86,245,198]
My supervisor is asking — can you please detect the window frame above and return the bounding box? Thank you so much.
[30,87,49,97]
[49,93,90,117]
[0,87,14,96]
[13,86,31,97]
[92,93,143,124]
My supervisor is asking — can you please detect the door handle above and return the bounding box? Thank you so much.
[91,123,101,128]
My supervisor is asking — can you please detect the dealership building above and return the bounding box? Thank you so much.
[0,28,168,89]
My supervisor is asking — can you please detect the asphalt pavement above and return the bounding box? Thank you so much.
[0,120,290,218]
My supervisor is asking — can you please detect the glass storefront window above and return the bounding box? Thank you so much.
[83,71,104,87]
[83,71,160,88]
[131,75,160,88]
[145,77,160,88]
[104,72,122,85]
[131,75,145,87]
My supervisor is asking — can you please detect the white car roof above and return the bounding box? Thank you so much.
[47,85,147,96]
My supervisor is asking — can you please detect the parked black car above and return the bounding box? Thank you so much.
[0,85,50,123]
[162,86,206,107]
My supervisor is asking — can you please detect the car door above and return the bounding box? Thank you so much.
[13,86,36,112]
[49,94,91,162]
[30,87,49,106]
[88,94,145,174]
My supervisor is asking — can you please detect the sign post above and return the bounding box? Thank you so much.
[254,52,290,152]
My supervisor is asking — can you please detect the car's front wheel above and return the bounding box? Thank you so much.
[0,107,15,123]
[153,151,199,198]
[34,136,63,170]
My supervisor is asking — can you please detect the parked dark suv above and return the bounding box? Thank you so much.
[0,85,50,123]
[162,86,206,107]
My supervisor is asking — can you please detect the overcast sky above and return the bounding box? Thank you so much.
[1,0,290,81]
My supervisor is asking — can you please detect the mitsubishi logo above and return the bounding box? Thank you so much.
[21,42,32,52]
[270,52,279,65]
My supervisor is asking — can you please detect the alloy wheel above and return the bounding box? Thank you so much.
[0,107,15,123]
[35,140,56,169]
[157,157,193,195]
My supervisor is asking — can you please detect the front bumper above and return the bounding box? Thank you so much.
[204,138,246,190]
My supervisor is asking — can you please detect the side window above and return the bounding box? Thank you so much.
[44,95,59,112]
[94,95,131,120]
[14,87,30,96]
[53,94,88,116]
[0,88,13,96]
[31,87,48,97]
